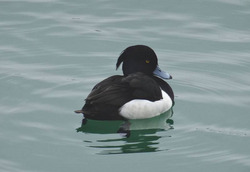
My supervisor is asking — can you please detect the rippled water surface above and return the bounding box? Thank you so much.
[1,0,250,171]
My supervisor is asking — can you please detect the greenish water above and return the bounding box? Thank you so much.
[1,0,250,171]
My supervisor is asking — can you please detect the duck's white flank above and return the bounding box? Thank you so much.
[119,89,172,119]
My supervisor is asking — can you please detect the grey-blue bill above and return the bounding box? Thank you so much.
[153,65,172,79]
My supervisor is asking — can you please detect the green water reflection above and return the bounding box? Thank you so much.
[76,109,173,154]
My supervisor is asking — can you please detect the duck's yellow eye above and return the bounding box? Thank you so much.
[145,60,150,63]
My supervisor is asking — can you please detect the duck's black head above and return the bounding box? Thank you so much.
[116,45,172,79]
[116,45,157,76]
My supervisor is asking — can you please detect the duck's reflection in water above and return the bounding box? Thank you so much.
[76,109,174,154]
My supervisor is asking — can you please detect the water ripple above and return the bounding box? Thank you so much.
[179,123,250,137]
[0,60,81,84]
[0,159,31,172]
[161,50,250,106]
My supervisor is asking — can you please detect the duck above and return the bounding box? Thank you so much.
[75,45,174,120]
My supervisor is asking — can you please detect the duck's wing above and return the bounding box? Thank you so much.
[79,75,131,120]
[79,73,162,120]
[85,75,130,106]
[86,73,162,105]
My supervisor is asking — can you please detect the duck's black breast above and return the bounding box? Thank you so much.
[81,72,163,120]
[153,76,174,103]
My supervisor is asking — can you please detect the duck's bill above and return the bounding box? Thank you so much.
[153,66,172,79]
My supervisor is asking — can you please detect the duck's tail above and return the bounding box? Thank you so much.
[74,110,84,114]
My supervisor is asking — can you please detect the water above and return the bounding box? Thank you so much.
[1,0,250,171]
